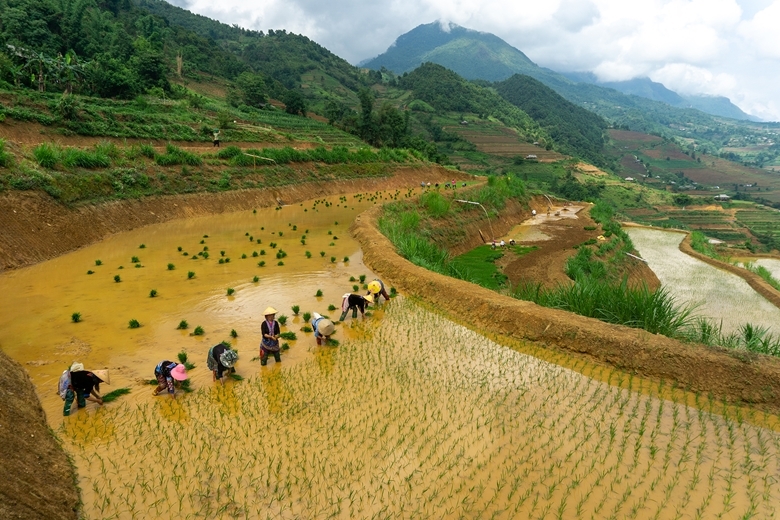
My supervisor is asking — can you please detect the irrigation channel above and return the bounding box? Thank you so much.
[627,227,780,336]
[2,194,780,519]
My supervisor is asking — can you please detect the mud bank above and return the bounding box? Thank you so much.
[0,165,463,271]
[352,205,780,413]
[0,349,79,520]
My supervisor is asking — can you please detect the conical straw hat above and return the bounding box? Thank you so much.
[263,307,278,316]
[91,369,110,385]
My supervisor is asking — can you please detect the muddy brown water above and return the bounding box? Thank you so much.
[3,193,780,519]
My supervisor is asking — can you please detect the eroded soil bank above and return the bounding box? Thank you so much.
[0,348,79,520]
[352,205,780,413]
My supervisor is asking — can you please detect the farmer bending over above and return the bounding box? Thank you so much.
[339,293,373,321]
[260,307,282,366]
[207,343,238,385]
[67,368,104,413]
[153,360,187,398]
[367,279,390,303]
[311,312,335,346]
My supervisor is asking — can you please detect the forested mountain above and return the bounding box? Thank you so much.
[495,74,608,167]
[563,73,760,122]
[362,22,537,82]
[397,63,547,144]
[364,21,774,145]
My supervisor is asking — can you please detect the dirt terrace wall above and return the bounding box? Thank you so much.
[0,165,464,272]
[0,349,80,520]
[352,205,780,413]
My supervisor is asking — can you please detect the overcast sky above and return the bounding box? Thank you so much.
[172,0,780,121]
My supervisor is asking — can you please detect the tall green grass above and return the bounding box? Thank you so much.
[0,139,13,167]
[514,278,696,337]
[155,144,202,166]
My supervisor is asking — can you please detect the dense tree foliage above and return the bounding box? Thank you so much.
[495,74,610,167]
[398,63,547,144]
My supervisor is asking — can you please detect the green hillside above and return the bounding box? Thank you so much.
[495,74,609,167]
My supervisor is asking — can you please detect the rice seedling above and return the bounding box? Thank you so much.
[252,251,259,257]
[220,250,226,257]
[193,326,204,336]
[86,270,94,275]
[187,271,195,279]
[328,304,336,311]
[343,256,350,263]
[303,312,311,323]
[359,275,367,283]
[277,261,285,266]
[260,250,266,255]
[350,276,356,282]
[128,319,140,328]
[305,251,312,258]
[258,261,266,267]
[177,351,196,370]
[71,312,81,323]
[227,288,235,296]
[230,374,244,381]
[281,342,290,351]
[139,244,146,249]
[95,259,102,266]
[178,247,182,252]
[252,276,259,283]
[292,305,300,315]
[167,263,175,270]
[330,257,336,263]
[218,258,224,264]
[241,254,247,259]
[177,320,188,330]
[320,251,326,257]
[149,289,158,298]
[230,329,238,338]
[279,332,297,341]
[114,275,121,283]
[301,326,313,333]
[101,388,131,403]
[315,289,323,297]
[352,285,359,292]
[278,315,288,326]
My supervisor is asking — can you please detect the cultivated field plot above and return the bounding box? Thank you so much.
[446,124,564,160]
[60,299,780,520]
[736,208,780,241]
[627,227,780,334]
[625,209,734,231]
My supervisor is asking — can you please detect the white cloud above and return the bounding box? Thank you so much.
[738,0,780,58]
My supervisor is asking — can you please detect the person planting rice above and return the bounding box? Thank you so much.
[260,307,282,366]
[339,293,373,321]
[207,343,239,385]
[66,366,106,413]
[311,312,335,346]
[367,279,390,303]
[153,360,187,398]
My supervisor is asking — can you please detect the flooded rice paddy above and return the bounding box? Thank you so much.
[2,196,780,518]
[627,227,780,335]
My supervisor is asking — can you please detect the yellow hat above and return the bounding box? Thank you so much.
[263,307,278,316]
[91,369,110,385]
[367,280,381,294]
[365,294,374,303]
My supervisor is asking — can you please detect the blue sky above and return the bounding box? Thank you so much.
[171,0,780,121]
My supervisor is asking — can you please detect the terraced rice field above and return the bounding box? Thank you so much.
[627,227,780,334]
[58,300,780,519]
[737,207,780,242]
[446,124,564,160]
